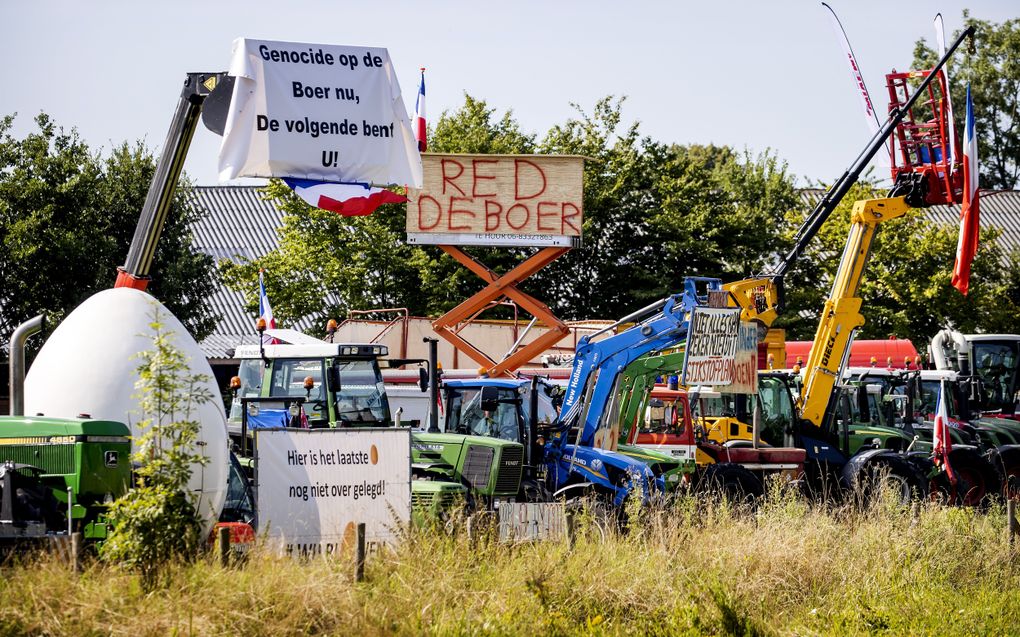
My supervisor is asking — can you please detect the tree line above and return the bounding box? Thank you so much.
[2,13,1018,358]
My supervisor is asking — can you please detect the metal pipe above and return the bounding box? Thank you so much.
[9,314,44,416]
[424,338,440,432]
[500,317,537,363]
[67,487,74,536]
[587,298,669,340]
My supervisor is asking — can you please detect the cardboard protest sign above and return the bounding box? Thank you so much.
[682,307,741,387]
[718,321,759,394]
[406,154,584,247]
[218,38,422,187]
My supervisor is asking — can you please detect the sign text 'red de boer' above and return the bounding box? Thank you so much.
[406,154,584,248]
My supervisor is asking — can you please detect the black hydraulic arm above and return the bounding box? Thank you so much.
[767,25,975,285]
[115,72,228,290]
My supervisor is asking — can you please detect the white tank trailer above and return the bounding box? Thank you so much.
[23,288,228,535]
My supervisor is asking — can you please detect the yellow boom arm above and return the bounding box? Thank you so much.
[797,196,909,425]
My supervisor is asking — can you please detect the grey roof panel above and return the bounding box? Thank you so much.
[189,186,319,359]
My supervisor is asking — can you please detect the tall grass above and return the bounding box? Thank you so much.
[2,487,1018,636]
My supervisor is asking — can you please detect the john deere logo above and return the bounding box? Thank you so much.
[104,450,118,468]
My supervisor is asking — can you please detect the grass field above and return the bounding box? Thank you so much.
[2,486,1018,636]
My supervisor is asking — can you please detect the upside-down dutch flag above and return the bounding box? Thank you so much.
[283,178,407,217]
[258,269,277,346]
[414,68,427,152]
[933,379,956,484]
[951,84,980,295]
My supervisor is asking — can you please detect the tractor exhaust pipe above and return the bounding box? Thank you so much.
[9,314,45,416]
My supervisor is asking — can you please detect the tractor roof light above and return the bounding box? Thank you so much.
[256,318,267,333]
[229,376,242,391]
[303,376,315,390]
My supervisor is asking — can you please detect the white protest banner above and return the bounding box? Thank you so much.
[682,307,741,386]
[255,428,410,556]
[218,38,422,187]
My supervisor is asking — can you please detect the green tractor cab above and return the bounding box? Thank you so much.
[0,416,131,540]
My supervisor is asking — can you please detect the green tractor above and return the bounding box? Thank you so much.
[1,316,132,543]
[226,335,525,520]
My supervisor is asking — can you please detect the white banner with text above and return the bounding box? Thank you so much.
[218,38,422,187]
[256,428,410,556]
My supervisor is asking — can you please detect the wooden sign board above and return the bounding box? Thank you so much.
[406,154,584,247]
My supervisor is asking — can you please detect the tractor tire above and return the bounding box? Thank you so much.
[695,463,764,504]
[853,454,928,505]
[987,445,1020,500]
[564,492,618,541]
[933,447,1001,508]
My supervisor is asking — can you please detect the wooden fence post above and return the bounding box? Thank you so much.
[218,526,231,567]
[355,523,366,582]
[1008,500,1019,551]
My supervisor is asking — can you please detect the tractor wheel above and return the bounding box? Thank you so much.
[986,446,1020,500]
[857,454,928,505]
[695,463,764,505]
[934,447,1001,508]
[564,493,617,541]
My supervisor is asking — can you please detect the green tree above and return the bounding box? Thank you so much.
[225,95,801,326]
[913,13,1020,189]
[533,100,798,319]
[0,113,220,356]
[779,182,1018,344]
[101,310,208,590]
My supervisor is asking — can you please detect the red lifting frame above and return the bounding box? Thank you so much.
[886,69,963,205]
[432,246,570,377]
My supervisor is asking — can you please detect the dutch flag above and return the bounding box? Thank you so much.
[951,85,980,296]
[414,68,427,152]
[283,178,407,217]
[932,379,955,484]
[258,269,277,345]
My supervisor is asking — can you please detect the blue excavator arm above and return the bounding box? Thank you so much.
[556,277,722,449]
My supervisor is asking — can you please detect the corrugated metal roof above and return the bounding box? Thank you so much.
[799,188,1020,257]
[189,186,318,359]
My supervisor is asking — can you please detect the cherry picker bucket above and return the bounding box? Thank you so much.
[886,68,962,206]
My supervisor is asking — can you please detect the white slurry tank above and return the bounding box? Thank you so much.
[23,288,228,535]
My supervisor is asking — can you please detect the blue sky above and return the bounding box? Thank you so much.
[1,1,1015,187]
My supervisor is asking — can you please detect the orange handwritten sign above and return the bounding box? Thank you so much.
[406,154,584,247]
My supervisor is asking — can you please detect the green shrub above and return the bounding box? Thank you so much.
[99,310,210,589]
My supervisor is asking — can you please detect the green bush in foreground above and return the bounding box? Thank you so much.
[2,487,1019,636]
[99,312,210,590]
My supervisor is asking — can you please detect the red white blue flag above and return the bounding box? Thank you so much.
[933,379,955,483]
[258,269,277,345]
[951,85,980,295]
[283,178,407,217]
[414,68,427,152]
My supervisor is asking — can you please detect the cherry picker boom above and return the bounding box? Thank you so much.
[723,25,975,334]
